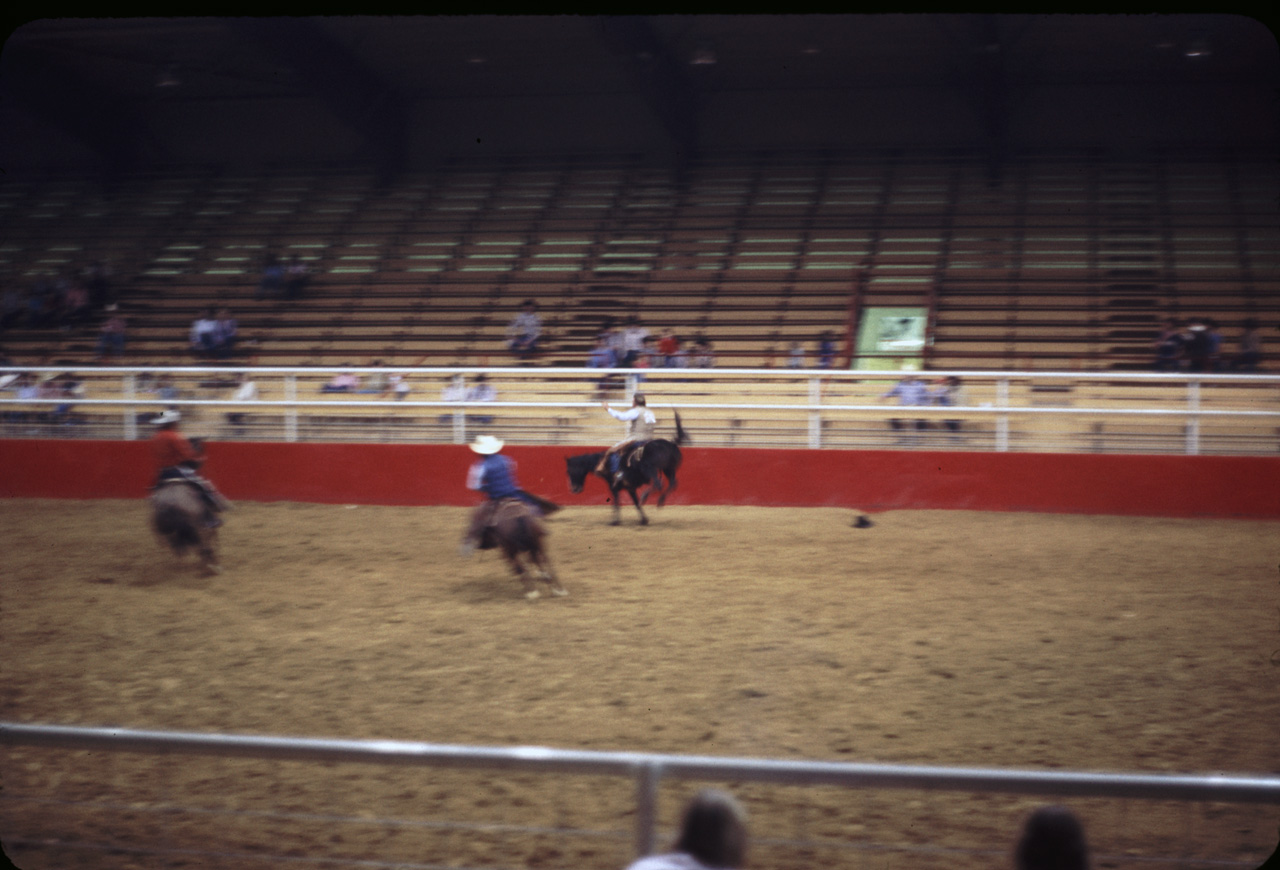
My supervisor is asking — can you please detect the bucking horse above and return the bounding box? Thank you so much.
[566,411,690,526]
[151,479,221,575]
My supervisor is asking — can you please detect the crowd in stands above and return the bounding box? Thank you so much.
[319,363,412,400]
[0,262,113,336]
[1154,316,1266,373]
[624,789,1093,870]
[256,252,312,300]
[189,308,239,360]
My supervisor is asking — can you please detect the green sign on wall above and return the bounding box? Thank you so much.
[854,307,928,370]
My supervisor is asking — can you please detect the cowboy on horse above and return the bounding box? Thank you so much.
[460,434,559,557]
[150,409,230,528]
[596,392,657,487]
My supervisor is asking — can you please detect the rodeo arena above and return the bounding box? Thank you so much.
[4,14,1280,870]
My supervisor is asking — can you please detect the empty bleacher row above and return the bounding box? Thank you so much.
[1,149,1275,371]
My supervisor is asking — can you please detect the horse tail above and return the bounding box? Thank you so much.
[673,410,691,446]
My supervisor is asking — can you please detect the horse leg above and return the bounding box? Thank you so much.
[607,482,623,525]
[638,474,661,506]
[657,470,678,508]
[531,547,566,597]
[198,528,221,575]
[625,486,648,525]
[504,547,540,599]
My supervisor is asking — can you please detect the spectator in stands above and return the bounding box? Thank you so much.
[786,340,806,369]
[15,372,38,399]
[881,370,931,438]
[588,334,618,369]
[214,308,239,359]
[283,253,311,299]
[94,305,127,361]
[1204,318,1223,371]
[439,374,467,423]
[640,335,661,369]
[156,373,181,401]
[1184,318,1213,373]
[817,331,837,368]
[226,372,257,437]
[624,788,749,870]
[930,375,968,438]
[360,360,389,395]
[1230,318,1263,372]
[599,318,626,364]
[391,374,410,400]
[657,329,678,368]
[506,299,542,361]
[1153,318,1186,372]
[690,335,716,369]
[258,252,285,299]
[620,316,650,367]
[466,373,497,425]
[1014,805,1090,870]
[190,308,221,358]
[321,366,360,393]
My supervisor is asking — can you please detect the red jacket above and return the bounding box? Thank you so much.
[152,427,203,471]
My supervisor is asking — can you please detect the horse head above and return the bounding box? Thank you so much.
[565,453,601,494]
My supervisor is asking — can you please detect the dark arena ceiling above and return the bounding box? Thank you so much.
[2,14,1278,172]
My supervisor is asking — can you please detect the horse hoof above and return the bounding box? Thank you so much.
[204,564,223,576]
[525,589,541,601]
[551,587,569,597]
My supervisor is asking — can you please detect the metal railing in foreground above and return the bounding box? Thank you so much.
[3,722,1279,868]
[2,365,1280,455]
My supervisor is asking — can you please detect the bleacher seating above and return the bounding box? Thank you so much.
[1,149,1275,372]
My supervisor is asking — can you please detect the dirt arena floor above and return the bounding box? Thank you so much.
[2,498,1279,870]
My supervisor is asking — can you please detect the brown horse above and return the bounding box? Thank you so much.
[151,481,220,575]
[481,498,565,600]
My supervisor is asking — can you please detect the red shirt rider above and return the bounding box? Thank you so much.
[151,411,204,473]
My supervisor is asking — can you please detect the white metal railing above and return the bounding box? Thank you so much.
[3,365,1280,454]
[4,722,1279,866]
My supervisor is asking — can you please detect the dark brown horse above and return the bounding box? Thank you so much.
[481,498,565,600]
[565,411,689,526]
[151,481,220,575]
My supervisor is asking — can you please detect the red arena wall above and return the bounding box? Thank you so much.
[1,440,1278,518]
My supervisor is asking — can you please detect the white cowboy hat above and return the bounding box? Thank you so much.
[469,434,504,455]
[153,409,182,426]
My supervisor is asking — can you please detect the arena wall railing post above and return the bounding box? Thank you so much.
[1186,379,1201,455]
[123,372,138,441]
[634,760,663,858]
[284,374,298,442]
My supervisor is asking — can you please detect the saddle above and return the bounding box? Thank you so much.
[154,467,230,512]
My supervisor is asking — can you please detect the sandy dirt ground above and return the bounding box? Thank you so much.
[2,498,1279,870]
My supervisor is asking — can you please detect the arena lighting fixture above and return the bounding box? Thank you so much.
[155,65,181,88]
[1184,39,1212,58]
[690,46,717,65]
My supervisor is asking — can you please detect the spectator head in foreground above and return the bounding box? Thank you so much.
[1015,805,1089,870]
[625,788,749,869]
